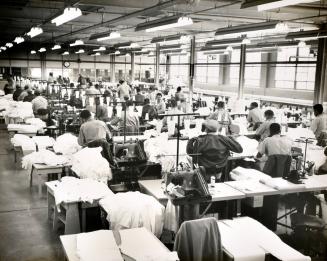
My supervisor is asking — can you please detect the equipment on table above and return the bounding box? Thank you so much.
[165,167,211,203]
[114,140,147,167]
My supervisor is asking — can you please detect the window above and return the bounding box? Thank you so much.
[230,50,240,85]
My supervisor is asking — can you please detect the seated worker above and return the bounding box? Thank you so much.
[148,86,157,104]
[85,82,101,95]
[175,86,184,102]
[18,85,29,101]
[78,109,111,147]
[208,101,232,123]
[86,97,109,122]
[23,89,35,102]
[110,101,140,135]
[141,98,157,122]
[247,102,264,130]
[311,104,327,144]
[154,92,166,115]
[134,87,145,104]
[69,90,83,108]
[117,80,131,101]
[31,90,48,115]
[3,84,13,95]
[256,123,293,161]
[13,85,23,101]
[163,99,184,127]
[186,119,243,182]
[36,108,57,135]
[255,109,275,141]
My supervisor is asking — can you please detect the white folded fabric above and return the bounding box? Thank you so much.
[32,136,55,149]
[259,178,306,191]
[11,134,36,152]
[230,167,271,181]
[21,149,69,169]
[53,133,81,155]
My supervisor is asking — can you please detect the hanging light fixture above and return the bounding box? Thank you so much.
[14,37,24,44]
[93,46,106,52]
[114,50,120,55]
[75,49,85,54]
[51,44,61,50]
[62,51,69,55]
[27,27,43,38]
[91,52,101,56]
[51,7,82,26]
[70,40,84,47]
[226,45,233,52]
[94,32,121,41]
[30,50,36,54]
[241,0,318,12]
[5,43,13,48]
[125,53,131,57]
[38,47,46,52]
[0,47,7,51]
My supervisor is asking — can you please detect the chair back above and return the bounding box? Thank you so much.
[263,154,292,178]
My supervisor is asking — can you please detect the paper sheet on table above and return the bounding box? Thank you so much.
[218,221,265,261]
[230,167,271,181]
[76,230,123,261]
[259,178,306,191]
[225,217,311,261]
[119,227,173,261]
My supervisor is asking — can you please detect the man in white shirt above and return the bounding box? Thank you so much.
[257,123,293,158]
[255,109,275,141]
[31,90,48,115]
[155,92,166,114]
[311,104,327,140]
[117,80,131,101]
[247,102,264,130]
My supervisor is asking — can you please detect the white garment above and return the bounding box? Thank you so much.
[52,177,113,208]
[257,134,293,156]
[311,113,327,138]
[230,167,271,181]
[99,191,165,237]
[4,101,34,120]
[71,147,112,181]
[11,134,36,152]
[53,133,81,155]
[32,136,55,150]
[25,118,46,131]
[234,136,259,157]
[7,124,38,133]
[22,149,69,169]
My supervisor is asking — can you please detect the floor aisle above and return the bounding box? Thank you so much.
[0,128,64,261]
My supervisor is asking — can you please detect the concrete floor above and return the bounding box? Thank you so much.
[0,128,65,261]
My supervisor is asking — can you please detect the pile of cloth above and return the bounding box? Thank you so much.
[99,191,165,237]
[7,124,39,134]
[71,147,112,181]
[53,133,81,155]
[22,149,69,169]
[31,136,55,150]
[3,101,34,121]
[53,177,113,209]
[144,133,189,172]
[233,135,258,157]
[25,118,46,131]
[11,134,36,152]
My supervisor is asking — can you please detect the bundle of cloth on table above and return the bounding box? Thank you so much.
[22,149,69,169]
[144,133,190,172]
[11,134,36,153]
[53,133,81,155]
[2,101,34,123]
[100,191,165,237]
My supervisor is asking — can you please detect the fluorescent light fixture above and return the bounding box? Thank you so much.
[257,0,316,12]
[114,50,120,55]
[27,27,43,38]
[51,44,61,50]
[75,49,84,54]
[14,36,24,44]
[135,16,193,33]
[70,40,84,46]
[93,46,106,52]
[130,43,139,48]
[298,40,306,48]
[62,51,69,55]
[95,32,121,41]
[151,34,183,44]
[117,42,139,49]
[215,21,278,37]
[206,37,245,47]
[160,44,182,51]
[1,47,7,50]
[285,29,327,41]
[51,7,82,26]
[5,43,13,48]
[242,38,251,44]
[30,50,36,54]
[38,47,46,52]
[91,52,101,56]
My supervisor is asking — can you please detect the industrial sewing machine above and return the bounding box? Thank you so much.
[165,167,212,203]
[114,140,147,167]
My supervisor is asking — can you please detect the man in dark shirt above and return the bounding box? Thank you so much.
[13,85,23,101]
[141,98,157,122]
[187,119,243,182]
[134,87,145,104]
[23,89,35,102]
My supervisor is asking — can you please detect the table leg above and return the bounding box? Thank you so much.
[82,208,86,232]
[65,203,81,235]
[30,165,34,187]
[47,191,55,221]
[38,174,43,198]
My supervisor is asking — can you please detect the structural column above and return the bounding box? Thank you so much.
[40,53,46,81]
[110,55,115,83]
[155,43,160,86]
[189,36,196,96]
[237,44,246,99]
[131,52,135,82]
[166,54,171,81]
[314,36,327,106]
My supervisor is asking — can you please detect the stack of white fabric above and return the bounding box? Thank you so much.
[22,149,69,169]
[53,133,81,155]
[7,124,39,133]
[259,178,306,192]
[53,177,113,208]
[233,135,258,157]
[71,147,112,181]
[32,136,55,150]
[4,101,34,120]
[11,134,36,152]
[144,133,189,172]
[25,118,46,131]
[230,167,271,181]
[99,191,165,237]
